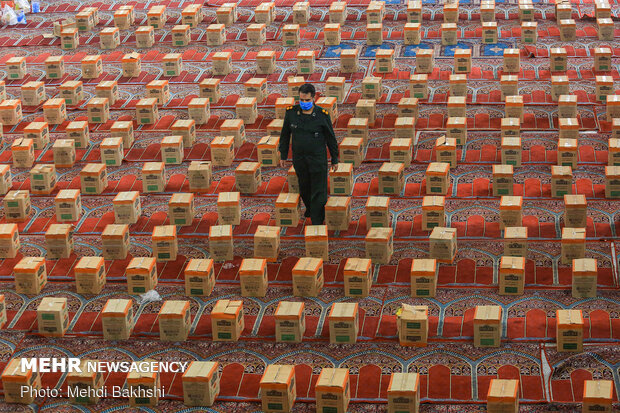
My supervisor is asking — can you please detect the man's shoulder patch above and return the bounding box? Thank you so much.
[322,109,329,115]
[287,106,294,110]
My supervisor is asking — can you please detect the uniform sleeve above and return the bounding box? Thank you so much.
[323,113,339,166]
[278,109,292,161]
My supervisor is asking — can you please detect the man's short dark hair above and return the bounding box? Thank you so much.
[299,83,316,97]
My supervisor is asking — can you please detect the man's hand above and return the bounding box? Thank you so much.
[279,160,288,168]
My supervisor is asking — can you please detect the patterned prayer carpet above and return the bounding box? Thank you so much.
[0,0,618,411]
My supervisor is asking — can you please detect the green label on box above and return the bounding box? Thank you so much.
[175,41,184,46]
[555,65,564,71]
[141,118,151,124]
[33,174,43,180]
[334,188,344,194]
[612,191,620,197]
[336,335,350,342]
[458,66,467,71]
[371,222,382,227]
[190,288,203,295]
[147,185,159,191]
[380,67,388,72]
[64,44,73,49]
[498,189,508,195]
[133,287,146,293]
[480,338,495,346]
[556,191,568,197]
[507,160,516,166]
[600,95,607,102]
[280,219,292,226]
[383,187,394,193]
[78,25,87,30]
[562,162,572,167]
[268,403,283,410]
[218,332,231,339]
[484,38,493,43]
[505,286,518,293]
[263,159,272,165]
[414,93,423,98]
[9,74,18,78]
[66,99,73,105]
[166,157,177,163]
[85,187,96,193]
[407,322,421,329]
[61,214,73,220]
[416,289,429,296]
[430,187,441,193]
[600,65,608,70]
[92,117,101,122]
[158,252,170,259]
[281,334,295,341]
[76,396,90,403]
[563,343,577,350]
[428,222,438,228]
[323,408,338,413]
[49,73,57,78]
[287,40,294,45]
[42,313,55,320]
[135,398,150,405]
[349,288,362,295]
[301,68,309,73]
[166,70,176,75]
[105,160,116,165]
[175,218,186,225]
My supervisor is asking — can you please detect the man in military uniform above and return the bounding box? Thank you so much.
[279,83,338,225]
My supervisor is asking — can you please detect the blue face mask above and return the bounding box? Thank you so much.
[299,101,313,111]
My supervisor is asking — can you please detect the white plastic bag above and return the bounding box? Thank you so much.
[137,289,162,305]
[16,0,30,13]
[2,5,18,26]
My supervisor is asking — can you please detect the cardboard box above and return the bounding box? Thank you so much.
[169,119,196,148]
[2,358,41,404]
[267,120,282,139]
[147,4,166,28]
[556,2,572,20]
[409,74,428,99]
[474,305,502,347]
[410,258,437,297]
[449,73,467,97]
[283,24,300,47]
[236,97,258,125]
[556,309,583,352]
[422,196,445,231]
[288,165,299,193]
[339,137,363,167]
[597,17,614,41]
[81,55,102,79]
[375,49,394,73]
[487,379,519,413]
[158,300,191,341]
[275,301,305,342]
[235,162,261,194]
[42,98,66,125]
[247,23,267,46]
[0,99,22,126]
[559,18,576,41]
[296,49,315,74]
[499,195,522,229]
[429,226,457,262]
[0,223,18,259]
[100,27,120,49]
[366,23,383,45]
[492,164,514,196]
[292,257,324,297]
[255,2,275,24]
[551,76,570,102]
[499,256,525,295]
[14,256,46,294]
[95,80,119,106]
[113,191,141,224]
[217,192,241,225]
[387,372,420,413]
[397,304,428,347]
[65,120,89,148]
[362,76,382,100]
[212,51,232,76]
[521,21,538,43]
[80,163,107,194]
[188,98,211,125]
[257,136,280,167]
[304,225,328,260]
[23,121,49,150]
[188,161,212,192]
[447,96,466,118]
[3,190,30,223]
[347,118,369,146]
[443,2,458,22]
[211,299,244,341]
[324,23,341,46]
[181,4,203,27]
[209,224,234,262]
[168,193,194,226]
[404,22,421,45]
[504,226,528,257]
[607,95,620,121]
[260,365,296,413]
[572,257,598,298]
[152,225,178,262]
[365,196,390,229]
[564,194,587,228]
[146,80,170,106]
[561,227,586,264]
[163,53,183,77]
[29,164,56,195]
[551,165,572,197]
[37,297,68,337]
[45,223,73,259]
[122,52,142,77]
[365,227,393,264]
[216,4,235,26]
[256,50,276,75]
[171,24,191,47]
[435,136,457,168]
[161,135,183,165]
[44,56,65,79]
[595,1,611,19]
[275,193,300,227]
[481,0,496,22]
[182,361,219,407]
[355,99,375,126]
[329,163,353,195]
[454,48,471,73]
[500,117,520,139]
[329,1,347,24]
[594,47,612,72]
[0,165,11,196]
[505,95,524,121]
[184,259,215,296]
[53,18,77,37]
[343,257,372,297]
[390,136,413,165]
[613,119,620,141]
[325,196,351,231]
[114,8,131,29]
[220,119,245,148]
[206,23,224,46]
[446,116,467,145]
[101,298,133,339]
[441,22,457,45]
[74,256,105,294]
[425,162,450,195]
[86,97,109,124]
[340,49,359,73]
[126,360,160,406]
[582,380,613,412]
[398,97,419,120]
[500,75,518,99]
[239,258,268,297]
[550,47,568,72]
[254,225,280,261]
[21,81,46,106]
[136,98,159,125]
[328,302,359,344]
[596,76,614,104]
[503,48,520,73]
[101,223,130,260]
[501,137,521,167]
[378,162,404,195]
[315,370,350,413]
[556,95,577,119]
[65,359,105,404]
[6,56,26,80]
[407,0,422,22]
[126,257,158,294]
[275,97,294,120]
